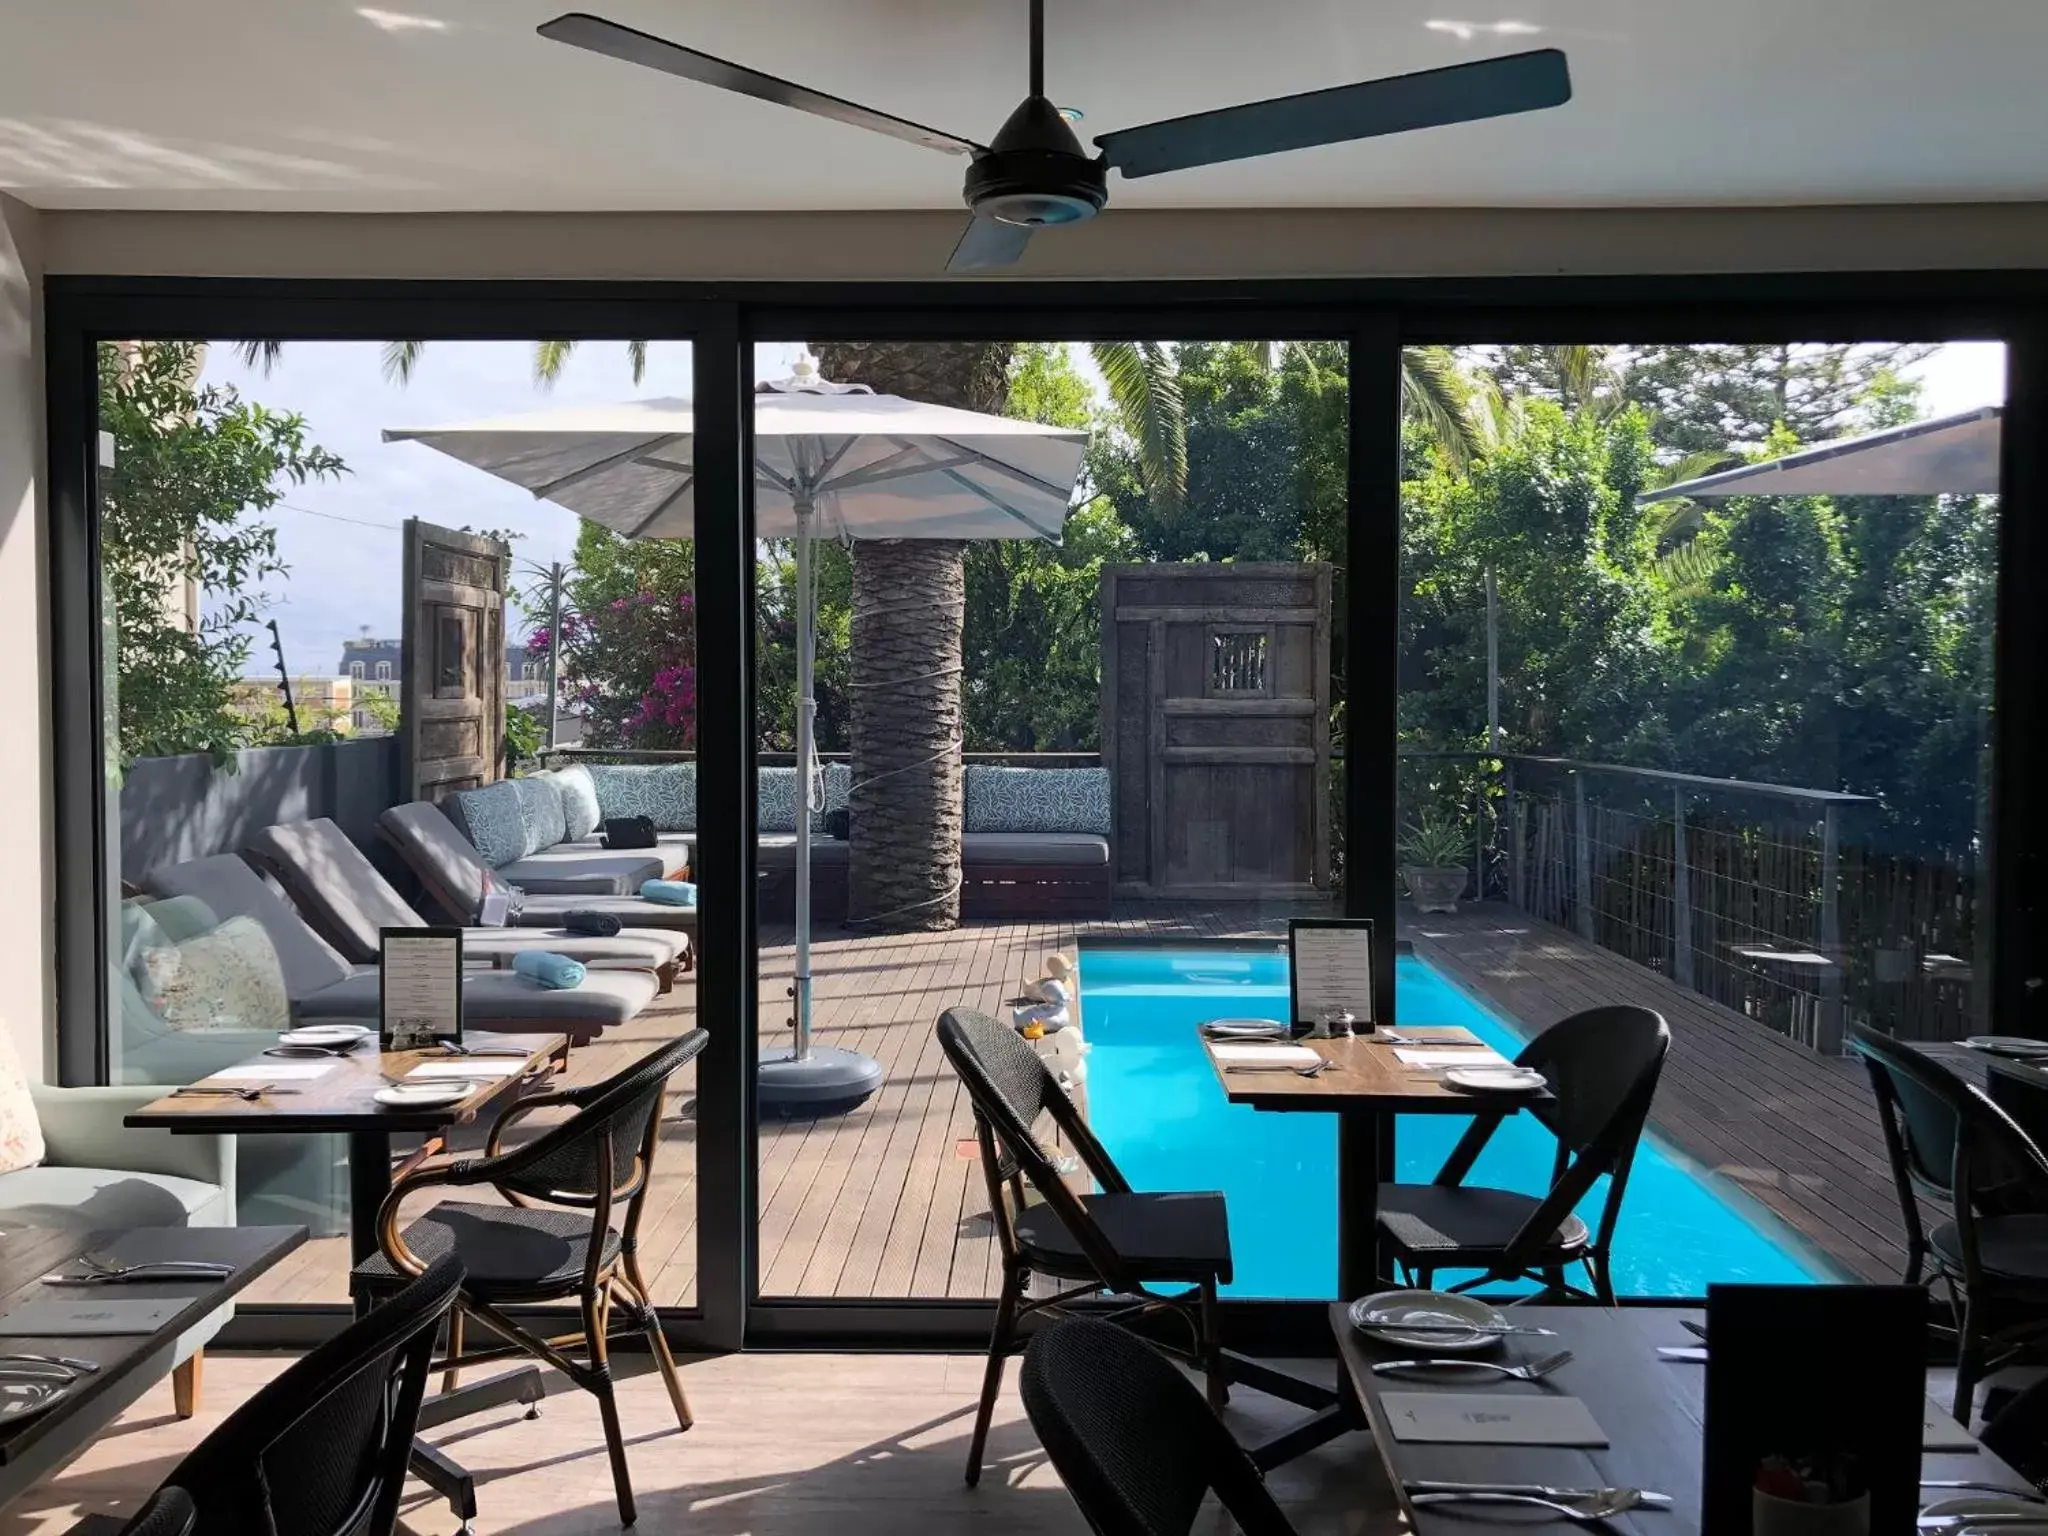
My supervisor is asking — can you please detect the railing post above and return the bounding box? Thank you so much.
[1672,788,1694,989]
[1573,772,1595,941]
[1505,758,1521,909]
[1819,805,1844,1054]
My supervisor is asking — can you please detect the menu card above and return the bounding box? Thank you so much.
[1381,1392,1609,1446]
[380,927,464,1050]
[1289,919,1375,1027]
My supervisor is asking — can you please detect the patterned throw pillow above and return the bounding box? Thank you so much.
[824,762,853,815]
[963,766,1112,835]
[757,768,798,833]
[588,764,696,832]
[448,781,528,868]
[512,775,568,857]
[138,915,292,1034]
[0,1019,44,1174]
[553,763,603,842]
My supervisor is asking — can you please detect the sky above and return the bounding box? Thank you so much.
[190,337,2008,679]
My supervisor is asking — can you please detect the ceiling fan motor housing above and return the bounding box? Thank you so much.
[964,94,1108,226]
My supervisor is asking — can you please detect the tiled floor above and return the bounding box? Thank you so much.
[3,1349,1395,1536]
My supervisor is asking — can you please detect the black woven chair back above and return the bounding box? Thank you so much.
[1517,1005,1670,1157]
[490,1030,707,1207]
[118,1488,197,1536]
[167,1254,462,1536]
[1848,1024,1966,1199]
[1021,1319,1296,1536]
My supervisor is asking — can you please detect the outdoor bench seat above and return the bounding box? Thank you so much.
[493,844,669,895]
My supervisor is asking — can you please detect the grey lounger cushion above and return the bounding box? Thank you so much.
[755,835,852,870]
[459,926,686,971]
[297,965,660,1030]
[144,853,355,997]
[514,894,700,934]
[494,845,667,895]
[380,801,492,922]
[962,832,1112,867]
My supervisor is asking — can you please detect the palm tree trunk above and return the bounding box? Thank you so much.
[811,341,1013,931]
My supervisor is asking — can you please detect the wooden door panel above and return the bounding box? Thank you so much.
[401,520,509,805]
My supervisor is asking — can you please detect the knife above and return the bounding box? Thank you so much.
[1407,1480,1673,1509]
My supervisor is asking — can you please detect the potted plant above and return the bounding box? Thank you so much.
[1400,814,1471,913]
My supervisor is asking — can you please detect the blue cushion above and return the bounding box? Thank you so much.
[447,781,527,869]
[588,764,695,832]
[552,764,602,842]
[963,766,1112,835]
[511,775,567,858]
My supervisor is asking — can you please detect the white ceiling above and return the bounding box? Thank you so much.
[6,0,2048,213]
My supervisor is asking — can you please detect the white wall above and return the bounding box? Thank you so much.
[0,194,49,1079]
[38,203,2048,281]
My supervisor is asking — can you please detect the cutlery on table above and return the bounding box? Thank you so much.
[0,1353,98,1374]
[1922,1482,2048,1503]
[1408,1488,1644,1522]
[435,1043,532,1058]
[1225,1061,1335,1079]
[1408,1481,1671,1510]
[1920,1515,2048,1530]
[1357,1317,1559,1337]
[1681,1318,1709,1343]
[44,1256,233,1285]
[171,1085,296,1101]
[1373,1349,1574,1382]
[1379,1031,1478,1046]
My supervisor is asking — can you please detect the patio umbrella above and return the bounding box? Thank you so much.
[1637,405,2003,502]
[386,359,1090,1111]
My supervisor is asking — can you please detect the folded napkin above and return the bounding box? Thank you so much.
[562,910,623,937]
[512,950,586,990]
[640,879,698,908]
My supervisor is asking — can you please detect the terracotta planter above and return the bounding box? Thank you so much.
[1402,864,1467,914]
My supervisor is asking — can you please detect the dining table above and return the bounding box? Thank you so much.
[1201,1024,1552,1467]
[0,1224,304,1508]
[1921,1039,2048,1150]
[123,1027,571,1531]
[1335,1302,2042,1534]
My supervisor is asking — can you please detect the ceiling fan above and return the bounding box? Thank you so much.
[537,5,1571,272]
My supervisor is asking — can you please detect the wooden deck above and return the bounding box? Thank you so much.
[245,898,1908,1308]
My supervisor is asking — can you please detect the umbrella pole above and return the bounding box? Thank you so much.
[793,494,816,1062]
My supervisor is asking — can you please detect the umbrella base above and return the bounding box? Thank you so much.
[758,1044,884,1118]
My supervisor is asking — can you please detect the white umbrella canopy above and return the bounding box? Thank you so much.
[385,365,1089,1101]
[1637,405,2002,503]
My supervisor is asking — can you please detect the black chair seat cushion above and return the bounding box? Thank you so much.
[352,1202,620,1301]
[1377,1182,1591,1264]
[1931,1215,2048,1284]
[1014,1191,1233,1286]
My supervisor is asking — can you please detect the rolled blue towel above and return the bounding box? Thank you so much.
[640,879,699,908]
[512,950,586,990]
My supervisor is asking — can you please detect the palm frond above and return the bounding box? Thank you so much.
[233,340,286,374]
[1090,340,1186,515]
[1402,345,1482,472]
[533,340,577,386]
[627,340,649,384]
[380,341,425,385]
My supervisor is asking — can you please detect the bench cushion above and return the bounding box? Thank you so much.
[445,781,529,869]
[588,764,695,832]
[551,764,603,842]
[756,835,852,869]
[296,966,658,1029]
[962,832,1111,868]
[964,766,1111,835]
[511,776,568,857]
[0,1165,228,1231]
[496,846,667,895]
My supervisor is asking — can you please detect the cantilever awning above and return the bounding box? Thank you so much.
[1636,405,2003,503]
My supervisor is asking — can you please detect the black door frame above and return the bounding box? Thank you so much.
[44,271,2048,1353]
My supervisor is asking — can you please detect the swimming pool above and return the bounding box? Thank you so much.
[1077,944,1834,1298]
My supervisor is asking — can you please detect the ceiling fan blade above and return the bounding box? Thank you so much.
[538,13,985,157]
[1096,47,1570,179]
[946,216,1034,272]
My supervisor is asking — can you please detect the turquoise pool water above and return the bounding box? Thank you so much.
[1078,945,1833,1299]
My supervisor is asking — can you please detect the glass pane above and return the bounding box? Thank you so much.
[97,338,703,1310]
[1396,340,2003,1296]
[750,339,1347,1300]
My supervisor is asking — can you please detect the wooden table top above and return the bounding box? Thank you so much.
[0,1225,303,1470]
[124,1031,566,1135]
[1333,1303,2036,1535]
[1200,1027,1550,1114]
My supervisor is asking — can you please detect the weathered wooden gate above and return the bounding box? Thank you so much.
[1101,562,1333,898]
[399,519,509,804]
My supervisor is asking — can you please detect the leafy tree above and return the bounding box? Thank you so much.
[101,342,347,765]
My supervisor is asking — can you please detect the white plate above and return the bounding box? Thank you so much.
[1444,1065,1549,1094]
[279,1024,374,1048]
[1964,1036,2048,1059]
[1347,1289,1504,1353]
[1200,1019,1290,1039]
[373,1082,477,1110]
[1921,1495,2048,1526]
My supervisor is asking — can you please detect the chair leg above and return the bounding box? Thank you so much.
[172,1352,202,1420]
[441,1308,464,1395]
[1953,1292,1991,1426]
[1198,1278,1228,1411]
[625,1252,693,1431]
[967,1268,1022,1488]
[584,1288,637,1527]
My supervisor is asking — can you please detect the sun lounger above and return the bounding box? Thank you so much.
[379,802,701,937]
[141,854,660,1043]
[244,819,690,987]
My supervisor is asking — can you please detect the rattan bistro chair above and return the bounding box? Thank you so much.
[939,1007,1330,1486]
[350,1032,707,1528]
[1376,1005,1670,1305]
[1849,1024,2048,1421]
[1022,1319,1298,1536]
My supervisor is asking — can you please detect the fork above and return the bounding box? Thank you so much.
[172,1084,294,1101]
[1409,1480,1671,1509]
[1373,1348,1574,1382]
[1409,1488,1643,1522]
[1225,1061,1335,1078]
